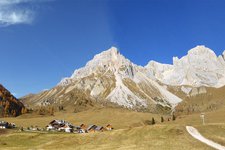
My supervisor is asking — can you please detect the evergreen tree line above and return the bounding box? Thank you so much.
[146,114,176,125]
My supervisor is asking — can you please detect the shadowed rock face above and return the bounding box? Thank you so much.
[0,84,24,117]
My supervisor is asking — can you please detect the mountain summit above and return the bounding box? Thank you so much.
[68,47,133,80]
[146,45,225,87]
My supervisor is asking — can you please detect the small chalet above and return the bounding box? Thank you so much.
[46,120,74,133]
[80,124,86,129]
[87,125,97,132]
[77,124,87,133]
[95,126,104,132]
[87,125,105,132]
[0,121,15,129]
[0,121,8,129]
[58,124,73,133]
[106,124,113,131]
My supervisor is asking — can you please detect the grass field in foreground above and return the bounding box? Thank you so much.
[0,107,224,150]
[0,125,213,150]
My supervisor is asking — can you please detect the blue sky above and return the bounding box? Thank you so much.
[1,0,225,97]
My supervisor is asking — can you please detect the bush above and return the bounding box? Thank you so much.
[144,120,152,125]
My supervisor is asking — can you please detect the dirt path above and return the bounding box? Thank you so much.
[186,126,225,150]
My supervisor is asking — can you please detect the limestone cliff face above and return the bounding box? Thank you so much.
[146,46,225,88]
[0,84,24,117]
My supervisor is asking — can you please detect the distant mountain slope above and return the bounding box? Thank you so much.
[22,47,182,113]
[146,46,225,87]
[165,85,225,115]
[0,84,24,117]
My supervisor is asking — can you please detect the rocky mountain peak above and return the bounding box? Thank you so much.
[187,45,217,61]
[59,47,133,86]
[146,46,225,87]
[85,46,126,71]
[103,46,119,57]
[90,46,120,63]
[188,45,215,55]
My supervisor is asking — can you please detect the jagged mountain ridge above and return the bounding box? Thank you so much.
[22,45,225,113]
[0,84,24,117]
[23,47,182,113]
[146,45,225,87]
[60,47,182,109]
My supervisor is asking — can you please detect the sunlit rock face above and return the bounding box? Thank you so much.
[145,45,225,88]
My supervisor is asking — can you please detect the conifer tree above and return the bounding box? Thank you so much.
[161,116,164,123]
[152,117,155,125]
[172,114,176,121]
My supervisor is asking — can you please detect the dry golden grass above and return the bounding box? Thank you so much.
[171,106,225,126]
[1,107,225,149]
[173,86,225,115]
[3,108,162,129]
[0,125,213,150]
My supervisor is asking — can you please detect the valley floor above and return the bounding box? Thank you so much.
[0,107,225,150]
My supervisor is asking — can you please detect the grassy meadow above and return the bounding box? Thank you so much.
[0,107,225,150]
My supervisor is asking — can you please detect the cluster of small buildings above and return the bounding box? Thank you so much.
[0,119,113,134]
[46,120,113,133]
[46,120,74,133]
[0,121,16,129]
